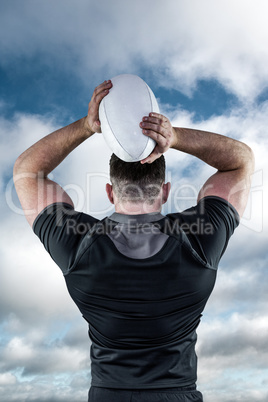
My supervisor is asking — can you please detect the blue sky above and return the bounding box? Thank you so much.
[1,1,268,401]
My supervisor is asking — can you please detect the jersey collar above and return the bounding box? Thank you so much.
[109,212,165,224]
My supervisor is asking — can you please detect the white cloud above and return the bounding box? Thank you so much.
[197,314,268,401]
[0,113,56,190]
[198,313,268,358]
[0,372,90,402]
[0,372,16,386]
[1,1,268,399]
[1,0,268,101]
[2,335,89,375]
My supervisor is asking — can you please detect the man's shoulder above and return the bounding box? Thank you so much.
[33,202,99,237]
[166,196,239,224]
[165,196,239,269]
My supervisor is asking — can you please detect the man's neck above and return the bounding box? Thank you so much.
[114,202,161,215]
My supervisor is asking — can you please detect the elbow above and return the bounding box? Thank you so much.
[13,155,25,192]
[13,154,24,177]
[13,153,31,180]
[245,145,255,174]
[13,156,21,177]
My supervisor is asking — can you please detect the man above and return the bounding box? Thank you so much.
[14,80,254,402]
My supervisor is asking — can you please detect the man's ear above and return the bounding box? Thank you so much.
[162,182,171,205]
[106,183,114,204]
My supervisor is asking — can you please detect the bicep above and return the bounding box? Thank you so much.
[198,168,252,218]
[14,175,74,227]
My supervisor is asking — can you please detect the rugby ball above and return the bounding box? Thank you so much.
[99,74,159,162]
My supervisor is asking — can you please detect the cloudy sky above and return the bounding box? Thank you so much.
[0,0,268,401]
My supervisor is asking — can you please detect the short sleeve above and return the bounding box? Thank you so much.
[33,202,99,274]
[166,196,240,269]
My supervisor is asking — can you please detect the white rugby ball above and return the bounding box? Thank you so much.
[99,74,159,162]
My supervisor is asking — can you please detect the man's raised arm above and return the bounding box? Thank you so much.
[140,113,255,217]
[13,80,112,227]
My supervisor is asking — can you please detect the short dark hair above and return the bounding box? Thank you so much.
[109,153,166,204]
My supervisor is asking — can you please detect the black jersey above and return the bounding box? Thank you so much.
[33,196,239,389]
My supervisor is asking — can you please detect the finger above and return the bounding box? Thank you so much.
[140,146,163,164]
[94,80,112,94]
[140,122,168,149]
[93,120,102,134]
[94,81,112,98]
[141,115,170,133]
[92,80,112,103]
[140,121,166,136]
[146,113,170,127]
[142,113,168,124]
[142,130,167,150]
[140,152,161,164]
[149,112,168,120]
[141,124,173,157]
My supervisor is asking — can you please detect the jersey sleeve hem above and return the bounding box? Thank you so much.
[32,202,74,233]
[198,195,240,224]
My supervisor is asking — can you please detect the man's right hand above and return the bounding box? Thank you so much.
[85,80,113,134]
[140,112,176,164]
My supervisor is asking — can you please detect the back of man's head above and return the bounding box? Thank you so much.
[109,154,166,205]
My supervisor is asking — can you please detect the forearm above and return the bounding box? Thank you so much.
[14,117,94,176]
[172,127,254,172]
[13,80,111,227]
